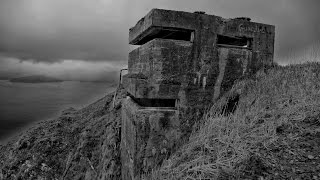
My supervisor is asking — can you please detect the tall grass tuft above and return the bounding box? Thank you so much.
[150,62,320,179]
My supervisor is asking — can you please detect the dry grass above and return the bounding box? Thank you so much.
[151,62,320,179]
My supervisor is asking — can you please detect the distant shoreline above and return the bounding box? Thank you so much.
[6,80,117,84]
[9,80,64,83]
[3,78,116,84]
[9,75,63,83]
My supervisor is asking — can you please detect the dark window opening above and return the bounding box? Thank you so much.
[129,95,176,108]
[158,29,192,41]
[217,35,252,49]
[134,27,194,45]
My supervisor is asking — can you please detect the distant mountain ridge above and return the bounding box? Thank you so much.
[9,75,63,83]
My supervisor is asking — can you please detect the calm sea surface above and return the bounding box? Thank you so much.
[0,80,115,143]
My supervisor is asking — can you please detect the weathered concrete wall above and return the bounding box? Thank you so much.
[123,39,192,99]
[216,18,275,68]
[126,8,275,105]
[121,97,179,180]
[215,47,253,99]
[122,8,275,180]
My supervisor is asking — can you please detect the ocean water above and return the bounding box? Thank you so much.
[0,80,116,143]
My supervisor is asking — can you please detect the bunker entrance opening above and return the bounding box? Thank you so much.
[133,27,194,45]
[217,35,252,49]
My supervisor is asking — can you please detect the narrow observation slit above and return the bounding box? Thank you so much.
[217,35,252,48]
[155,28,193,41]
[133,27,194,45]
[130,95,176,108]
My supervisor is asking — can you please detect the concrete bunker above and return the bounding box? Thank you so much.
[121,8,275,180]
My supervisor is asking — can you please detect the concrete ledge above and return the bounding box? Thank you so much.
[129,9,197,45]
[128,38,193,77]
[122,75,181,99]
[128,38,192,79]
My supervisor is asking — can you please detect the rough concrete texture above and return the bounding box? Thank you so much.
[123,39,192,99]
[215,47,253,99]
[122,8,275,179]
[121,97,179,180]
[125,8,275,105]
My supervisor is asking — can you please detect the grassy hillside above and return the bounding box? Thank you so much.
[0,91,125,180]
[151,62,320,179]
[1,62,320,179]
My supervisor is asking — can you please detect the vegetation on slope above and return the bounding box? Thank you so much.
[152,62,320,179]
[0,91,124,180]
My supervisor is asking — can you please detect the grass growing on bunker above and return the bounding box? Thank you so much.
[151,62,320,179]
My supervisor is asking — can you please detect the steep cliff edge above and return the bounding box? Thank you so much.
[0,89,125,180]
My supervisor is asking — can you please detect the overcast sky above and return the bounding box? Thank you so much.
[0,0,319,80]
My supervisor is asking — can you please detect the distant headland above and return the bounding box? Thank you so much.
[9,75,63,83]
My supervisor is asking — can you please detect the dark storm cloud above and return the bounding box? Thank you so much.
[0,0,319,64]
[270,0,320,57]
[0,0,129,62]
